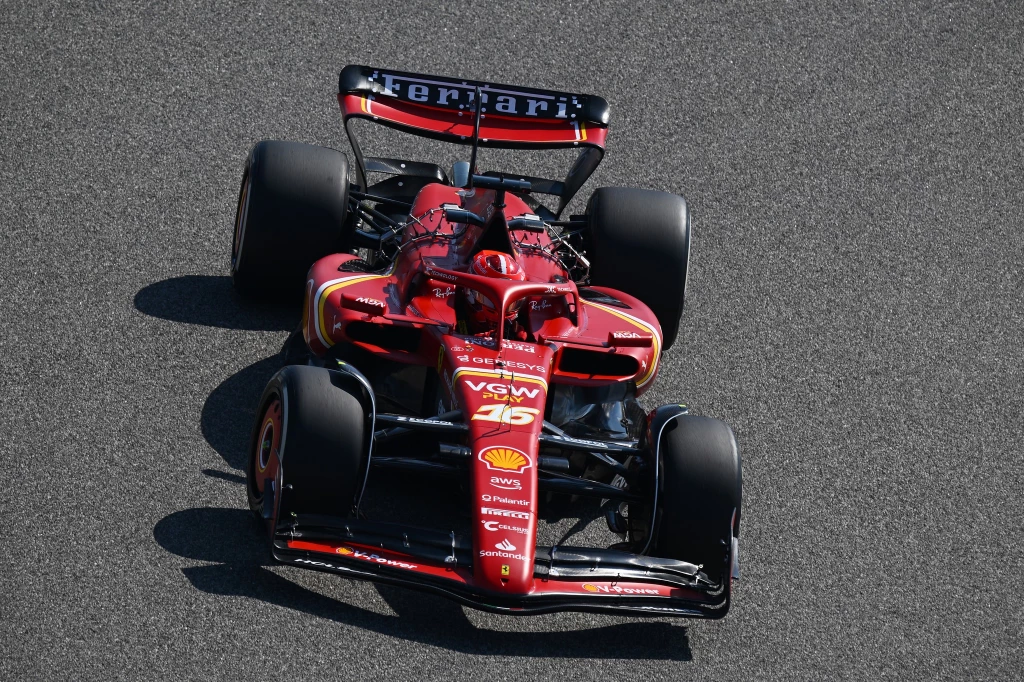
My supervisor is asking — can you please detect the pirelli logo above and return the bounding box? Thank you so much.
[481,507,530,520]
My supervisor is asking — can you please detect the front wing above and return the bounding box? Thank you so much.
[272,521,732,618]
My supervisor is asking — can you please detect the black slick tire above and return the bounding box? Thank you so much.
[652,415,741,583]
[246,365,367,524]
[586,187,691,349]
[231,140,351,298]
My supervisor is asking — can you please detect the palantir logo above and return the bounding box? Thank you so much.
[495,539,517,551]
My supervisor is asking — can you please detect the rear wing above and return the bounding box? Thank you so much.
[337,65,610,214]
[338,65,608,149]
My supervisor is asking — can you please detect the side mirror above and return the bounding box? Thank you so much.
[451,161,470,188]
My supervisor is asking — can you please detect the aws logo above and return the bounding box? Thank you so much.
[478,447,532,474]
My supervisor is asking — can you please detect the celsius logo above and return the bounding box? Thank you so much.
[495,539,516,551]
[482,520,528,535]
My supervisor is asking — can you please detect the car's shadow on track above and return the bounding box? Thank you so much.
[133,275,297,332]
[201,354,284,471]
[153,507,693,660]
[133,275,296,471]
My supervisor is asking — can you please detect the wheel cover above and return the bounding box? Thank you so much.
[252,398,282,499]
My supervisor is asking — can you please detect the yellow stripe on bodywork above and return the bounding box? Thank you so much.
[316,271,392,348]
[452,367,548,391]
[584,301,661,387]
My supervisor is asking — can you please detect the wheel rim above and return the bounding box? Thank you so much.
[251,398,282,502]
[231,172,251,273]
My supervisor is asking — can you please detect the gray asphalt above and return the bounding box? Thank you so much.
[2,1,1022,680]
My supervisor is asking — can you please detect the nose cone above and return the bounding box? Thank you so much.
[446,337,553,594]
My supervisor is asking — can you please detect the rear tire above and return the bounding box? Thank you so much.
[651,415,741,583]
[246,365,368,527]
[585,187,690,349]
[231,140,352,298]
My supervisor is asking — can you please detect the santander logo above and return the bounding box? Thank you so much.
[495,539,516,551]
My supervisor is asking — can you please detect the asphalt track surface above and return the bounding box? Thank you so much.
[3,1,1022,680]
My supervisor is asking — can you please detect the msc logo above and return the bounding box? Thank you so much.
[478,446,532,474]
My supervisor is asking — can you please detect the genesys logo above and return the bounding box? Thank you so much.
[490,476,522,491]
[482,520,528,535]
[456,356,546,373]
[582,583,663,595]
[478,446,532,474]
[465,380,541,404]
[481,507,530,520]
[481,493,529,507]
[336,546,418,570]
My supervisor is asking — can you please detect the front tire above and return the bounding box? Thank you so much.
[649,415,741,584]
[232,140,352,298]
[246,365,368,529]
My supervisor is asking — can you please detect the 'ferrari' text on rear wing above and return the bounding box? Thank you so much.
[338,64,609,151]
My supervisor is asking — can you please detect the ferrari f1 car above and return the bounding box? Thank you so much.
[232,66,741,618]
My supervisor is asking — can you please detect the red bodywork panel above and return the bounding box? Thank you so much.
[340,94,608,149]
[300,182,663,598]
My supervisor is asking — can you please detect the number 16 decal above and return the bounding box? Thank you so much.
[471,404,541,425]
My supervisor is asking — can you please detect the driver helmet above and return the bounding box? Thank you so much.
[465,250,526,326]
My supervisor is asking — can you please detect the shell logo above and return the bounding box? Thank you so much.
[479,446,532,474]
[336,546,354,556]
[583,583,599,593]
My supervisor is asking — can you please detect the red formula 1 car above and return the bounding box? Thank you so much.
[231,66,741,618]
